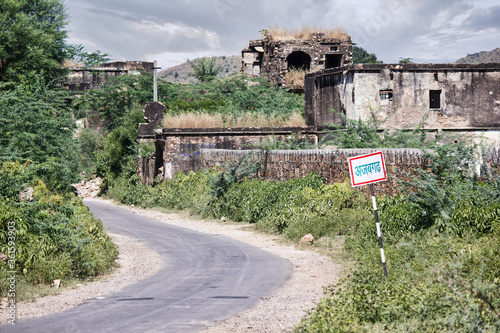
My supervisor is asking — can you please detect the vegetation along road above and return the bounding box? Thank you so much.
[2,199,292,333]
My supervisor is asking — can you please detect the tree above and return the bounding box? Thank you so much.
[190,57,222,83]
[0,0,70,85]
[352,46,381,64]
[0,78,80,191]
[65,44,111,67]
[399,57,413,64]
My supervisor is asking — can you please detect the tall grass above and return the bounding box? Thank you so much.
[267,26,350,41]
[162,111,306,128]
[285,69,306,90]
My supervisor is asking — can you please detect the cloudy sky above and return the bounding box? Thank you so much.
[64,0,500,69]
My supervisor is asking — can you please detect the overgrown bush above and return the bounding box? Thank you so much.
[0,162,118,297]
[164,74,304,120]
[295,130,500,332]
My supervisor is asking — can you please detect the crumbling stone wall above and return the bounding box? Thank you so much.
[200,148,427,194]
[62,61,154,92]
[242,33,352,87]
[486,146,500,176]
[200,147,500,191]
[137,125,317,184]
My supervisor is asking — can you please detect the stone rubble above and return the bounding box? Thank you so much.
[73,177,102,198]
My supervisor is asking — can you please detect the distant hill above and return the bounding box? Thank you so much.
[455,48,500,64]
[160,55,241,84]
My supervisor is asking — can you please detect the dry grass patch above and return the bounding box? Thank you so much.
[285,69,306,90]
[162,113,224,128]
[267,26,350,41]
[162,112,306,128]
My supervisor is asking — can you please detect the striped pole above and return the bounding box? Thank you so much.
[370,183,388,276]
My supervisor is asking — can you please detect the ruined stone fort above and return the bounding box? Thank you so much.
[134,30,500,186]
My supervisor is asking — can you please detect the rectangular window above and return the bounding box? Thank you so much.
[379,90,393,106]
[380,90,393,101]
[430,90,441,109]
[325,54,342,69]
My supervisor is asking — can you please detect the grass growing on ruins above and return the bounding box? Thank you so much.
[285,69,307,90]
[266,26,350,41]
[162,111,306,128]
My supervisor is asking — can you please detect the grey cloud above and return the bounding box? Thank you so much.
[465,5,500,29]
[65,0,500,67]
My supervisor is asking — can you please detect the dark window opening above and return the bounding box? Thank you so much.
[380,90,393,102]
[257,52,263,64]
[325,54,342,69]
[287,51,311,70]
[430,90,441,109]
[330,46,338,52]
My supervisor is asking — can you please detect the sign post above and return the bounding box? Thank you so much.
[153,60,161,102]
[348,151,388,276]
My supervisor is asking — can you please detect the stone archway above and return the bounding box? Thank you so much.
[286,51,311,70]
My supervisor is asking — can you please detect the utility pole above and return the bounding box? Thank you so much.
[153,60,161,102]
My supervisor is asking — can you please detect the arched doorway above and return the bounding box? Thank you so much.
[286,51,311,70]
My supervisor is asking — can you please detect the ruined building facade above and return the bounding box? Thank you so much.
[241,33,353,87]
[62,61,154,91]
[304,63,500,145]
[136,33,500,184]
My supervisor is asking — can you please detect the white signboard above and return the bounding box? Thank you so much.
[348,151,387,187]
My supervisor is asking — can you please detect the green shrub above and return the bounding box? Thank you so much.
[0,165,118,297]
[285,208,372,242]
[213,179,280,222]
[448,201,500,237]
[257,174,325,233]
[157,171,211,214]
[0,161,31,201]
[377,195,425,241]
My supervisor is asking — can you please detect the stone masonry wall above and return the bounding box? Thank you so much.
[157,128,317,180]
[200,148,428,194]
[242,33,352,87]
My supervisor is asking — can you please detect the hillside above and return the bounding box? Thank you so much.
[160,55,241,84]
[455,47,500,63]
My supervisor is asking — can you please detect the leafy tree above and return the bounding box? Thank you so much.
[75,128,105,177]
[96,107,144,178]
[328,109,427,149]
[65,44,111,67]
[352,46,381,64]
[190,57,222,83]
[0,78,79,191]
[74,73,179,131]
[0,0,69,85]
[399,57,413,64]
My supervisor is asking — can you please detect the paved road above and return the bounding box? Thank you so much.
[2,199,292,333]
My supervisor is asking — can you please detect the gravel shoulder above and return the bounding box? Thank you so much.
[0,232,164,323]
[2,198,344,332]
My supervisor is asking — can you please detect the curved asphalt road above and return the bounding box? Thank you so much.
[2,199,292,333]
